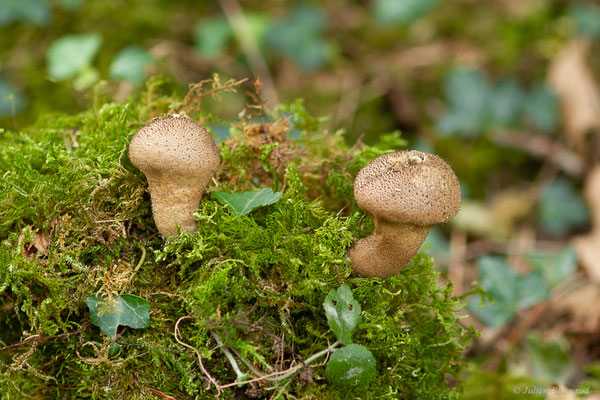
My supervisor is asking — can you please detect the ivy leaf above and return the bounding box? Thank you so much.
[489,77,524,127]
[0,77,25,117]
[523,84,559,133]
[516,271,549,309]
[326,344,376,387]
[538,178,589,235]
[0,0,51,27]
[373,0,440,26]
[263,4,329,71]
[86,294,150,340]
[109,45,154,84]
[194,17,232,58]
[527,332,574,383]
[211,188,282,216]
[323,285,361,345]
[467,256,549,327]
[527,247,577,288]
[570,2,600,38]
[436,68,491,137]
[47,33,102,81]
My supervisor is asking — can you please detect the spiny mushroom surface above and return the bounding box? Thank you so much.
[348,150,461,278]
[129,114,220,238]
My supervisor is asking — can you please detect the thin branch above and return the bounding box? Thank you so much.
[173,316,222,396]
[219,0,278,107]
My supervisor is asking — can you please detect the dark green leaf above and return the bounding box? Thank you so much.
[109,45,154,84]
[0,0,50,27]
[47,33,102,81]
[194,17,232,57]
[516,271,549,309]
[523,84,559,133]
[86,294,150,340]
[437,68,491,137]
[0,77,25,117]
[373,0,440,26]
[527,332,574,383]
[468,256,550,327]
[489,78,525,127]
[211,188,282,216]
[326,344,376,387]
[570,2,600,38]
[467,256,518,327]
[467,294,516,327]
[527,247,578,288]
[538,179,589,235]
[263,4,329,71]
[323,285,361,345]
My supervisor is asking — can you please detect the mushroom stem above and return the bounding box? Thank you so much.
[348,219,431,278]
[146,176,205,237]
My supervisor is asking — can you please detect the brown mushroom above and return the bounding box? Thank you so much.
[348,150,461,278]
[129,114,220,238]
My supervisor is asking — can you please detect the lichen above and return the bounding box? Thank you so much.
[0,79,475,399]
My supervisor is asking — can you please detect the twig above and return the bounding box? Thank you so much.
[175,75,249,114]
[173,316,222,396]
[212,332,248,382]
[493,131,584,176]
[219,0,278,107]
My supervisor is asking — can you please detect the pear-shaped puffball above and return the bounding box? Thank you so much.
[129,114,220,238]
[349,150,461,277]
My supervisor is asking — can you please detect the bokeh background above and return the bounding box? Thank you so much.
[2,0,600,397]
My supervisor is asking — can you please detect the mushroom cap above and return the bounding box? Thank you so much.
[353,150,461,226]
[129,114,220,178]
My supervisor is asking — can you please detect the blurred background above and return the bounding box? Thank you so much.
[1,0,600,397]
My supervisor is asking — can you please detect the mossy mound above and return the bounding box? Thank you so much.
[0,81,475,399]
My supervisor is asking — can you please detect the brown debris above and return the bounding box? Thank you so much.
[572,165,600,283]
[548,39,600,154]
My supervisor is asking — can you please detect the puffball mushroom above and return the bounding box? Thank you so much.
[129,114,220,238]
[348,150,461,278]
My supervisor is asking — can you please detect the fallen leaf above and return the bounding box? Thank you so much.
[548,39,600,152]
[546,383,577,400]
[572,165,600,282]
[553,282,600,333]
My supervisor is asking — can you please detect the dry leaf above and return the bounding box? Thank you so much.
[546,384,578,400]
[553,282,600,333]
[31,232,49,255]
[548,39,600,152]
[572,165,600,282]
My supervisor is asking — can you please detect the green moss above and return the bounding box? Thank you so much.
[0,86,475,399]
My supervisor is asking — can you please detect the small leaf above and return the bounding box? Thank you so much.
[86,294,150,340]
[516,271,549,309]
[489,78,525,127]
[326,344,376,387]
[0,0,51,27]
[527,247,577,288]
[109,45,154,84]
[467,256,518,327]
[570,2,600,38]
[0,77,25,117]
[436,68,491,137]
[538,178,589,235]
[523,84,559,133]
[263,4,329,71]
[211,188,282,216]
[323,285,361,345]
[373,0,440,26]
[527,332,574,384]
[194,17,232,57]
[108,342,122,357]
[47,33,102,81]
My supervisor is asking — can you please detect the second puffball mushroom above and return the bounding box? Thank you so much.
[129,114,220,238]
[348,150,461,278]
